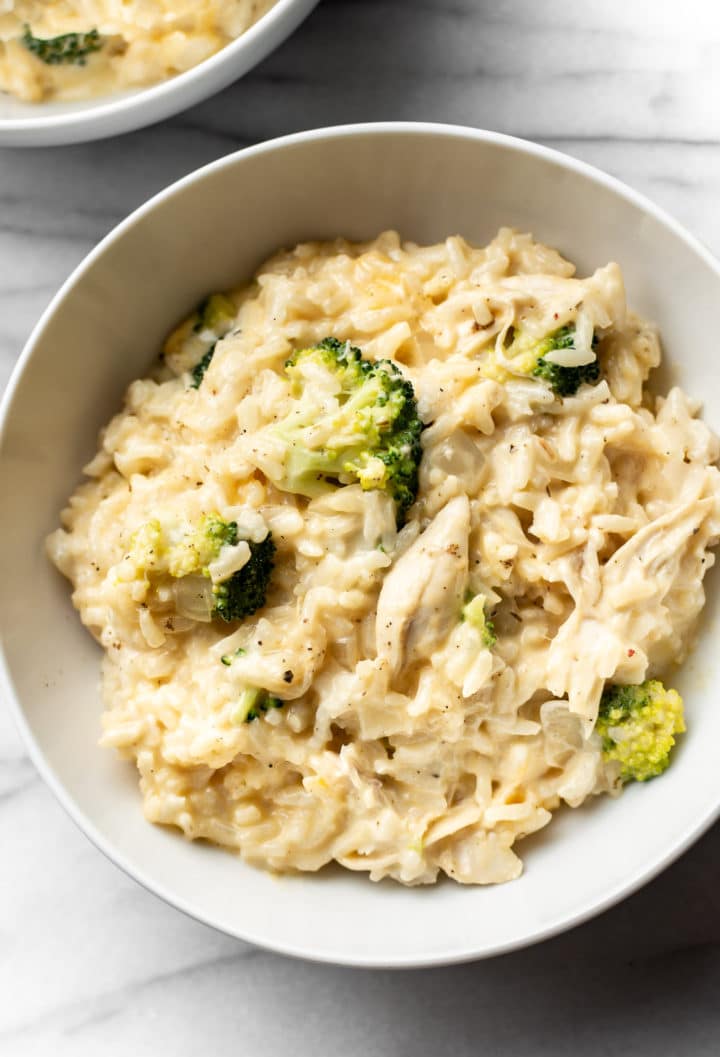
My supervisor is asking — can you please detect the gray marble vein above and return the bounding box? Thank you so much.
[1,0,720,1053]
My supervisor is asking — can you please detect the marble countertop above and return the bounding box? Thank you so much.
[2,1,720,1052]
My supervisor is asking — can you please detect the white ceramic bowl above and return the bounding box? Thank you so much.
[0,0,318,147]
[2,123,720,967]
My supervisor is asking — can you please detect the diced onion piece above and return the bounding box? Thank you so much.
[574,307,595,358]
[138,607,166,648]
[208,541,251,584]
[173,575,214,622]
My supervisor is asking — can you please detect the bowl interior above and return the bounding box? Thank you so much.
[2,125,720,966]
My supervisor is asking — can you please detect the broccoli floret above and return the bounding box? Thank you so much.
[212,533,275,622]
[462,593,496,648]
[161,513,237,578]
[596,679,685,782]
[234,687,284,723]
[163,292,236,385]
[22,25,103,65]
[188,294,237,388]
[128,514,274,622]
[271,337,423,523]
[481,323,601,395]
[531,325,601,396]
[193,294,236,335]
[127,518,166,576]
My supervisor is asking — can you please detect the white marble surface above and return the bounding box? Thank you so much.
[2,0,720,1052]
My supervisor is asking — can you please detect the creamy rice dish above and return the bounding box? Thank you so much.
[48,229,720,886]
[0,1,275,102]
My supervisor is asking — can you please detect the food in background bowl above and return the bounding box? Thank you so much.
[0,0,276,102]
[47,227,720,886]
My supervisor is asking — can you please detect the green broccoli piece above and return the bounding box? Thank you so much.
[127,514,274,623]
[271,337,423,524]
[221,647,246,666]
[212,533,276,622]
[188,294,237,388]
[190,347,215,389]
[22,25,103,65]
[199,512,238,549]
[234,687,284,724]
[596,679,685,782]
[462,593,496,648]
[193,294,236,335]
[159,512,236,578]
[530,325,600,397]
[482,323,601,395]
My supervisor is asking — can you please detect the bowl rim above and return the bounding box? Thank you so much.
[0,0,319,145]
[2,121,720,968]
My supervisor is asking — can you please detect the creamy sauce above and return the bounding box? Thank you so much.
[47,229,720,885]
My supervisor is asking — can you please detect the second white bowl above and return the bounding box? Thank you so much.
[0,0,319,147]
